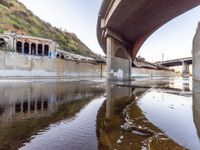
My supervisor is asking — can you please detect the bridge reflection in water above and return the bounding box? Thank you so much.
[97,78,200,150]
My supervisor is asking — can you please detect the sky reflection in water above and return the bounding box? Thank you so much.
[138,88,200,149]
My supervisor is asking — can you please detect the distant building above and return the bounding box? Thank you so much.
[0,32,58,58]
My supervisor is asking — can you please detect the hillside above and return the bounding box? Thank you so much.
[0,0,98,58]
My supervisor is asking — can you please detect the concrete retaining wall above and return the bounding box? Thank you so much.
[0,51,107,77]
[0,51,176,78]
[132,67,176,77]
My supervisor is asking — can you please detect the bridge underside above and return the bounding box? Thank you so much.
[97,0,200,80]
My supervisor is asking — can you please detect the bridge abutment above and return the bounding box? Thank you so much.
[106,36,131,81]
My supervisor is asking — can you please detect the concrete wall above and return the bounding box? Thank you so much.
[0,51,107,77]
[193,23,200,81]
[132,67,176,77]
[110,57,131,79]
[0,51,176,78]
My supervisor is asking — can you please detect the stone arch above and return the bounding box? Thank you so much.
[24,42,29,54]
[44,44,49,56]
[31,43,36,55]
[16,41,22,53]
[56,54,60,58]
[38,44,43,56]
[114,45,130,59]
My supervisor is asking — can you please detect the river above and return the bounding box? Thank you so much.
[0,77,199,150]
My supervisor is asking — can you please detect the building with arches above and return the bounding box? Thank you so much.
[0,32,58,58]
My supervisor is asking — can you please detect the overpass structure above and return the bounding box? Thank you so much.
[97,0,200,80]
[155,57,192,76]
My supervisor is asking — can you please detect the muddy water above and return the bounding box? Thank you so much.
[0,77,199,150]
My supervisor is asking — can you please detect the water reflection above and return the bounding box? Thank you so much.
[0,81,105,150]
[105,84,132,120]
[0,77,200,150]
[193,81,200,140]
[97,77,200,150]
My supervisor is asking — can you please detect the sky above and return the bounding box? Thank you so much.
[18,0,200,62]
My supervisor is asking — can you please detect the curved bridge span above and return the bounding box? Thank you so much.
[97,0,200,80]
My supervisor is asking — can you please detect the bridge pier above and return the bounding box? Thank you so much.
[193,23,200,81]
[106,36,132,81]
[182,61,190,77]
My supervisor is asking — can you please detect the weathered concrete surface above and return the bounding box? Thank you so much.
[106,37,131,80]
[193,81,200,139]
[0,51,106,77]
[193,23,200,81]
[132,67,176,77]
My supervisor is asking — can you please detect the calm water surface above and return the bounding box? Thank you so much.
[0,77,199,150]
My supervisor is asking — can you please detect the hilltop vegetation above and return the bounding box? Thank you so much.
[0,0,98,57]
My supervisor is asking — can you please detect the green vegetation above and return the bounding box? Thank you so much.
[0,0,98,58]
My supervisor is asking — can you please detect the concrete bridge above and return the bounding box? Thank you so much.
[155,57,192,76]
[97,0,200,80]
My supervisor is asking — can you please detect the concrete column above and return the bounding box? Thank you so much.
[106,37,114,80]
[193,23,200,81]
[22,42,24,54]
[29,43,31,55]
[106,36,131,81]
[42,44,44,56]
[182,61,189,76]
[13,38,17,52]
[36,44,38,56]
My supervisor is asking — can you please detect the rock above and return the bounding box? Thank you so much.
[117,139,122,144]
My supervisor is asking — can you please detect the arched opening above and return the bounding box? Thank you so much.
[31,43,36,55]
[114,46,130,59]
[24,42,29,54]
[38,44,43,56]
[44,45,49,56]
[0,38,5,48]
[16,41,22,53]
[56,54,60,58]
[61,55,64,59]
